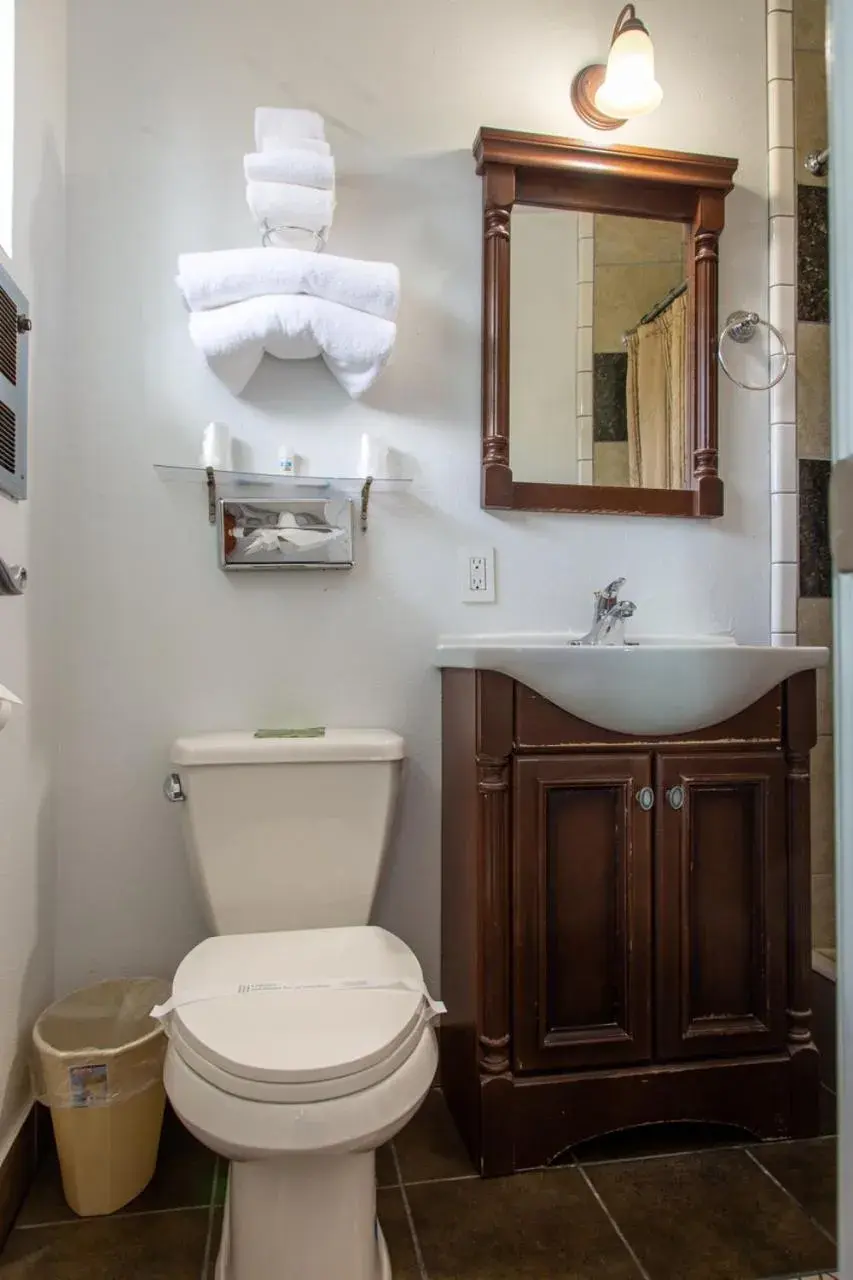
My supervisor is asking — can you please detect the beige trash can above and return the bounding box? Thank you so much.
[32,977,171,1217]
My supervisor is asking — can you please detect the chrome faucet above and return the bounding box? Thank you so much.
[573,578,637,646]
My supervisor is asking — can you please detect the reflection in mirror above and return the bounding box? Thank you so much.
[592,215,689,490]
[509,206,579,485]
[507,207,690,493]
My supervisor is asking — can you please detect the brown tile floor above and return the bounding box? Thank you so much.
[0,1091,837,1279]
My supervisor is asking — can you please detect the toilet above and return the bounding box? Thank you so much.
[159,729,439,1280]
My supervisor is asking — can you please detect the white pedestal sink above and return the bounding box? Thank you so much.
[436,634,829,736]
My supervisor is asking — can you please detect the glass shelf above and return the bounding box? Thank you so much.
[154,464,411,492]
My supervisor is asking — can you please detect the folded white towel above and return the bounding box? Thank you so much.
[177,248,400,322]
[255,107,325,150]
[246,181,335,236]
[244,149,335,190]
[188,295,396,398]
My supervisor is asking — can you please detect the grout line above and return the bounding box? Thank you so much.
[15,1202,213,1230]
[574,1161,653,1280]
[199,1157,222,1280]
[391,1144,429,1280]
[745,1148,838,1248]
[401,1172,480,1189]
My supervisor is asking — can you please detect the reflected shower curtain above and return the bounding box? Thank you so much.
[626,290,688,489]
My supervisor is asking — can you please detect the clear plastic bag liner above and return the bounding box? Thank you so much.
[32,978,170,1109]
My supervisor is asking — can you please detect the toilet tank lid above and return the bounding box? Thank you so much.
[171,728,405,766]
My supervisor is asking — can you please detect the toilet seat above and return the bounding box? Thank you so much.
[165,926,433,1104]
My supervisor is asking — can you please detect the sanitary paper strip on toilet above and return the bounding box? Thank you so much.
[151,978,446,1021]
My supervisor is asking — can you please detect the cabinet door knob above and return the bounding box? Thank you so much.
[636,786,655,811]
[667,785,686,811]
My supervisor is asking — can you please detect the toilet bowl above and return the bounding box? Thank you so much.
[161,730,439,1278]
[161,927,438,1279]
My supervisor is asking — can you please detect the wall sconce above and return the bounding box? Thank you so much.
[571,4,663,131]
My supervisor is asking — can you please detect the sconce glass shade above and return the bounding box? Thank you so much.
[594,25,663,120]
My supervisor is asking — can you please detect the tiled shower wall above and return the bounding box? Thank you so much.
[794,0,833,950]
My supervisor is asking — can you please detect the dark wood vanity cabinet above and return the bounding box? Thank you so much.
[440,670,820,1176]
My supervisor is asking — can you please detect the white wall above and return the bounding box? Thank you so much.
[0,0,65,1149]
[58,0,769,994]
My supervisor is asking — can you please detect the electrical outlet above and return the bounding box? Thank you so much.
[460,549,496,603]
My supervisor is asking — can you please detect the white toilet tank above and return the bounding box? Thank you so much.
[170,729,405,935]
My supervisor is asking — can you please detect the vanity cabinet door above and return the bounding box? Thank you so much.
[512,755,653,1072]
[654,753,788,1061]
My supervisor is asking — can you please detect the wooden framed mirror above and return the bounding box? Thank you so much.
[474,128,738,518]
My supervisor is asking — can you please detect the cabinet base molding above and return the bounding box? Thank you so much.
[442,1045,820,1176]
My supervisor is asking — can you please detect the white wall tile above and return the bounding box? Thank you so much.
[771,490,798,562]
[577,458,594,485]
[578,213,594,238]
[577,236,594,284]
[770,354,796,423]
[767,10,793,81]
[769,283,796,355]
[577,325,593,373]
[771,419,798,492]
[576,370,593,418]
[768,0,792,11]
[771,631,798,646]
[768,79,795,149]
[769,147,796,216]
[577,280,593,328]
[771,562,799,631]
[577,415,593,461]
[769,215,796,286]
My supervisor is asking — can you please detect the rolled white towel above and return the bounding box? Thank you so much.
[255,107,325,150]
[177,248,400,322]
[244,149,335,190]
[188,295,396,398]
[246,181,335,236]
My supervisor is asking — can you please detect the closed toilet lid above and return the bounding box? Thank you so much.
[167,926,429,1090]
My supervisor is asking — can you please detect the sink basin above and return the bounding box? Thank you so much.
[436,633,829,736]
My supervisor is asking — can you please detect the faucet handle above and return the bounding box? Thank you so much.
[602,577,626,597]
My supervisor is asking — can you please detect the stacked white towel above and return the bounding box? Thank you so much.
[189,297,396,399]
[179,247,399,398]
[247,108,335,248]
[177,249,399,322]
[179,107,398,398]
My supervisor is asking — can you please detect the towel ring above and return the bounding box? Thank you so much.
[718,310,790,391]
[260,220,329,253]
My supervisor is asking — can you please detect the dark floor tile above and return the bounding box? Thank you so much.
[203,1192,417,1279]
[588,1148,836,1280]
[0,1209,209,1279]
[18,1108,215,1226]
[211,1160,228,1208]
[375,1144,397,1188]
[0,1112,36,1249]
[394,1089,475,1184]
[573,1121,750,1166]
[378,1189,420,1279]
[205,1209,222,1280]
[752,1138,837,1237]
[407,1167,642,1278]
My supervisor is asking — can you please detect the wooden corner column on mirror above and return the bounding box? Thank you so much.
[473,128,738,519]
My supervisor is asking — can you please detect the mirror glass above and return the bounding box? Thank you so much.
[509,210,690,490]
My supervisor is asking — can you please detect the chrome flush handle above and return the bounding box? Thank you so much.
[163,773,186,803]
